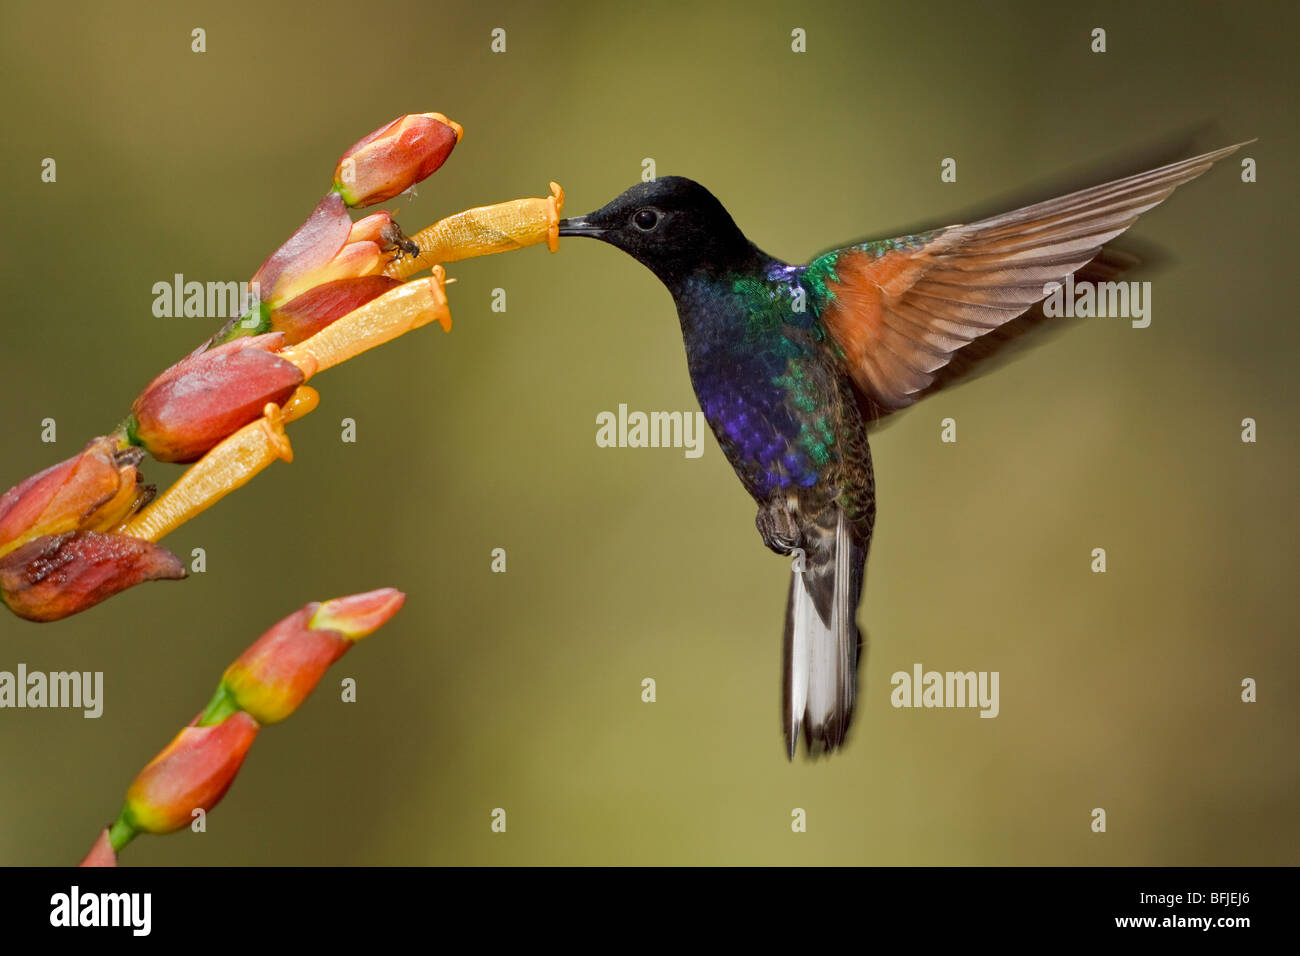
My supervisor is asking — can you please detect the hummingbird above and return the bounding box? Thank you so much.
[558,143,1244,758]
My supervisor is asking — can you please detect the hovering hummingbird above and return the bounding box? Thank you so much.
[558,143,1244,758]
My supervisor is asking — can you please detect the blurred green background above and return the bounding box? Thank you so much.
[0,0,1295,865]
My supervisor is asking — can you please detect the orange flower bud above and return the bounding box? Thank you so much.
[333,113,461,208]
[81,589,403,861]
[221,588,405,724]
[123,711,260,835]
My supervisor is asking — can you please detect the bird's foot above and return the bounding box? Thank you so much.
[756,501,801,554]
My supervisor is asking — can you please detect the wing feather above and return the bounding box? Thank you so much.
[814,143,1248,413]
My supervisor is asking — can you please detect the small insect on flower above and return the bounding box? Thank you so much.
[380,219,421,262]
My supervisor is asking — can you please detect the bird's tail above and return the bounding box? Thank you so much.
[783,507,865,758]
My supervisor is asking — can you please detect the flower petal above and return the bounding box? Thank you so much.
[348,211,395,245]
[310,587,407,639]
[0,438,141,557]
[251,193,352,305]
[271,275,403,344]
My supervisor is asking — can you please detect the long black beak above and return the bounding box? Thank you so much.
[557,215,605,238]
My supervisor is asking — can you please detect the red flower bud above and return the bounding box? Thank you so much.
[0,438,150,559]
[123,711,260,835]
[333,113,461,207]
[0,531,185,622]
[82,589,403,861]
[130,333,304,463]
[221,588,405,724]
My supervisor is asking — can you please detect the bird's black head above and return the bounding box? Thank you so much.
[558,177,758,287]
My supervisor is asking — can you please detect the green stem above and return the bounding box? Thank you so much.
[116,414,141,449]
[108,814,138,853]
[197,682,242,727]
[213,301,272,346]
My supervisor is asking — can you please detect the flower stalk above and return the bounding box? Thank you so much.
[80,588,405,865]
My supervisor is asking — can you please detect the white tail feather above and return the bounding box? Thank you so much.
[783,510,862,757]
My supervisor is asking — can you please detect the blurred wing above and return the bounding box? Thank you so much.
[811,143,1247,415]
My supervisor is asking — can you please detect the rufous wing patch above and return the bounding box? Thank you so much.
[816,142,1248,413]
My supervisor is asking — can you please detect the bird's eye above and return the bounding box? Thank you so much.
[632,208,661,231]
